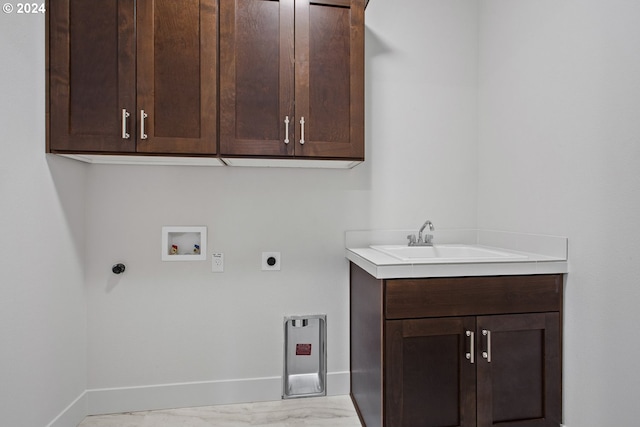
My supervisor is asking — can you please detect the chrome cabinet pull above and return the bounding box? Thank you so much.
[121,109,130,139]
[284,116,290,144]
[482,329,492,362]
[465,330,475,364]
[140,110,148,140]
[299,116,305,144]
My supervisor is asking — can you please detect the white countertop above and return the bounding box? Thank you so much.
[345,229,568,279]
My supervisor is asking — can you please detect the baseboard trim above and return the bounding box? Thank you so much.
[46,372,349,425]
[46,391,88,427]
[87,371,350,416]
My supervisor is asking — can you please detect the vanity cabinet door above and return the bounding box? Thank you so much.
[385,317,477,427]
[476,313,562,427]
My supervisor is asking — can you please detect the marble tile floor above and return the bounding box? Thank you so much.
[78,395,362,427]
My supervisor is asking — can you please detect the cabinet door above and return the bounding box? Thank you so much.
[476,313,562,427]
[219,0,295,156]
[136,0,217,154]
[386,317,477,427]
[295,0,364,159]
[49,0,136,153]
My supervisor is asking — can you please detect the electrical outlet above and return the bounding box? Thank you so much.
[262,252,281,271]
[212,253,224,272]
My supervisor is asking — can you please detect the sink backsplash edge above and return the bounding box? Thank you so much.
[345,229,567,261]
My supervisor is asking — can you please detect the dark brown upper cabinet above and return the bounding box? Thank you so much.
[219,0,365,161]
[47,0,217,156]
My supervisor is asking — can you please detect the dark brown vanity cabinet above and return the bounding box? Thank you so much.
[350,264,563,427]
[219,0,365,161]
[47,0,217,156]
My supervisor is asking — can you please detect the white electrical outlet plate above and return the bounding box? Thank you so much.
[212,253,224,272]
[262,252,281,271]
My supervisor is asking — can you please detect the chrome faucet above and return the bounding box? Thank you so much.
[407,220,435,246]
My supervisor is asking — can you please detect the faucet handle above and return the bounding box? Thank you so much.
[407,234,417,246]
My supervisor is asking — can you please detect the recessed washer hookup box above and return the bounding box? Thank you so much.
[283,315,326,399]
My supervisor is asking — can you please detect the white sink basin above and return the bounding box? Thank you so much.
[369,244,529,263]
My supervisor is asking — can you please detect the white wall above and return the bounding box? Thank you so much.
[83,0,479,410]
[365,0,479,228]
[0,12,88,427]
[0,0,532,423]
[7,0,637,425]
[478,0,640,425]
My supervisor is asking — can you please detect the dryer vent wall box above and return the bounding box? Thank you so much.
[283,314,326,399]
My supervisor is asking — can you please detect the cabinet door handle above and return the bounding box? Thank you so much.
[299,117,305,145]
[140,110,148,140]
[465,330,474,364]
[121,109,130,139]
[482,329,492,363]
[284,116,290,144]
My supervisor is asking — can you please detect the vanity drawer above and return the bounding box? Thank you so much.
[385,274,562,319]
